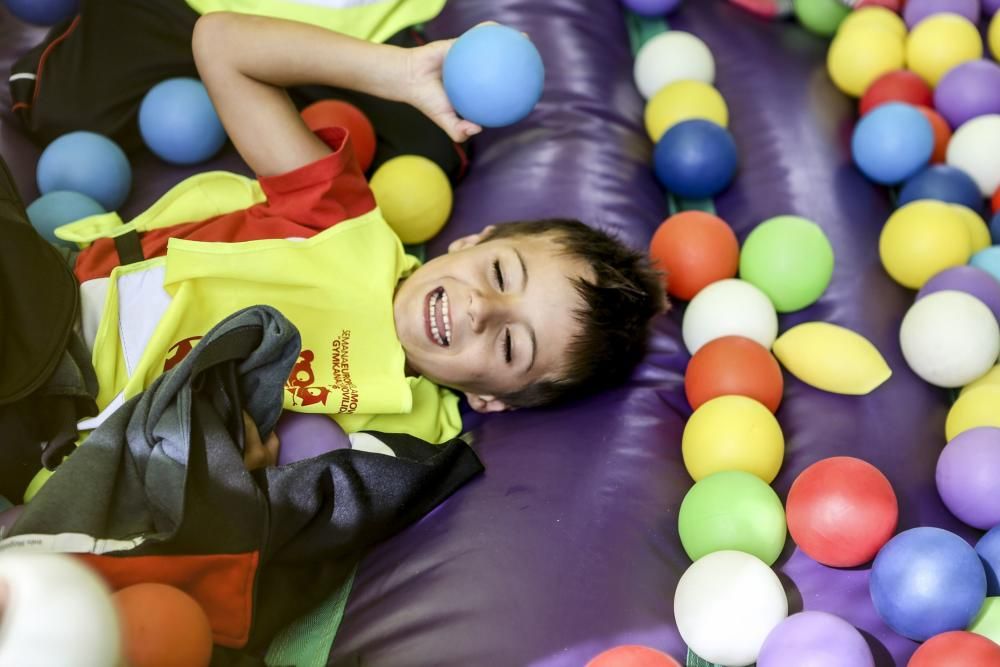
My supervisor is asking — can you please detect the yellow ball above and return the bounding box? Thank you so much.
[946,385,1000,441]
[961,363,1000,396]
[644,80,728,142]
[838,6,908,40]
[369,155,452,244]
[952,204,992,253]
[827,26,906,97]
[906,14,983,86]
[878,200,972,289]
[681,395,785,483]
[991,11,1000,61]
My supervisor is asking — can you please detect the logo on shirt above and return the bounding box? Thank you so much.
[286,349,333,407]
[164,336,204,372]
[330,329,359,413]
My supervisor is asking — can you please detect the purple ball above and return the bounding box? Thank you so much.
[917,265,1000,323]
[757,611,875,667]
[937,426,1000,530]
[903,0,980,28]
[935,61,1000,130]
[986,0,1000,16]
[622,0,682,17]
[274,412,351,465]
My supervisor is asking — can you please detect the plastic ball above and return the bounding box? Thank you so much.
[917,106,953,164]
[369,155,452,244]
[621,0,683,17]
[786,456,897,567]
[0,553,121,666]
[993,212,1000,243]
[900,290,1000,387]
[586,646,679,667]
[936,427,1000,530]
[139,78,226,166]
[859,70,934,116]
[917,266,1000,324]
[738,215,834,312]
[274,412,350,465]
[908,631,1000,666]
[906,14,983,87]
[682,395,785,483]
[904,0,980,28]
[962,365,1000,396]
[114,583,213,667]
[969,597,1000,644]
[633,31,715,99]
[990,0,1000,16]
[948,387,1000,441]
[972,246,1000,282]
[935,60,1000,131]
[25,190,105,246]
[878,200,971,289]
[854,0,902,9]
[36,131,131,211]
[839,6,908,39]
[644,80,728,143]
[852,102,934,185]
[685,336,783,412]
[652,119,738,199]
[648,211,739,300]
[898,165,984,212]
[674,551,788,666]
[992,11,1000,61]
[953,205,991,251]
[678,470,787,565]
[827,26,906,97]
[681,279,779,354]
[772,322,892,395]
[442,24,544,128]
[979,526,1000,596]
[757,611,874,667]
[2,0,78,25]
[947,114,1000,197]
[300,100,376,172]
[794,0,851,36]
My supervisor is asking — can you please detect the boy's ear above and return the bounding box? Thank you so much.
[447,225,496,253]
[464,392,513,413]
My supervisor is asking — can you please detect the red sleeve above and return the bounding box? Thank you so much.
[74,127,376,283]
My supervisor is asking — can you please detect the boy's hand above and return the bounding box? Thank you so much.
[242,412,280,471]
[404,40,483,143]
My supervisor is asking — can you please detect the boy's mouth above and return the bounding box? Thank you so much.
[425,287,452,347]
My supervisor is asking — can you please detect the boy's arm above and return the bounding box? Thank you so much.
[192,12,481,177]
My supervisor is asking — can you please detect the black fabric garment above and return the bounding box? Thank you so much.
[10,0,466,180]
[5,306,483,665]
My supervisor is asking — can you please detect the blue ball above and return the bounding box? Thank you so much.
[3,0,78,25]
[898,165,985,212]
[653,119,738,199]
[443,24,544,127]
[990,211,1000,244]
[26,191,105,246]
[852,102,934,185]
[978,526,1000,596]
[870,527,986,641]
[971,246,1000,282]
[139,78,228,165]
[36,131,131,211]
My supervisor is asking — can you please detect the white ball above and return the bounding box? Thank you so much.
[633,31,716,99]
[947,114,1000,196]
[682,279,779,354]
[0,553,121,667]
[900,290,1000,387]
[674,551,788,666]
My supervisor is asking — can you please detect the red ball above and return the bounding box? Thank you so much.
[992,185,1000,215]
[855,0,902,11]
[587,645,681,667]
[648,211,739,301]
[908,631,1000,667]
[300,100,377,172]
[685,335,784,412]
[786,456,898,567]
[113,583,213,667]
[859,71,933,116]
[917,106,952,164]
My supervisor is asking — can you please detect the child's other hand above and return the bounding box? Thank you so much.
[242,412,280,471]
[404,39,483,143]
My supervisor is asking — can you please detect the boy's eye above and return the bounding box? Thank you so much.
[504,328,512,364]
[493,259,505,291]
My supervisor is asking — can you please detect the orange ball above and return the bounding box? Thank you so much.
[113,583,213,667]
[685,335,784,412]
[300,100,377,172]
[587,645,681,667]
[917,106,952,164]
[648,211,739,301]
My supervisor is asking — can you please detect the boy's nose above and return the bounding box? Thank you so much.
[468,290,508,333]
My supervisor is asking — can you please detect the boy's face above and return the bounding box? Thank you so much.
[394,228,591,413]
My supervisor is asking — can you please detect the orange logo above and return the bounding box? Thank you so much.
[285,350,332,407]
[163,336,204,372]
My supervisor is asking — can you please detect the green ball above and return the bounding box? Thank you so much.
[739,215,835,312]
[793,0,851,37]
[678,470,787,565]
[970,597,1000,644]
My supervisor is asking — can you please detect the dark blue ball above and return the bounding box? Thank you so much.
[653,119,738,199]
[3,0,78,25]
[898,165,985,212]
[990,211,1000,244]
[977,525,1000,596]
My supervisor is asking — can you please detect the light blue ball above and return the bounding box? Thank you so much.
[971,246,1000,282]
[851,102,934,185]
[37,131,131,211]
[978,526,1000,596]
[653,119,738,199]
[898,165,984,213]
[443,24,544,127]
[139,78,227,165]
[26,191,105,247]
[3,0,78,25]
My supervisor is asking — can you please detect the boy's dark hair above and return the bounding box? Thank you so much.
[480,219,668,408]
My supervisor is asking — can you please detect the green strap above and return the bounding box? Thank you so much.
[687,648,753,667]
[265,567,357,667]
